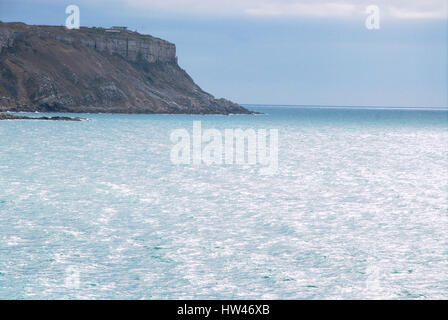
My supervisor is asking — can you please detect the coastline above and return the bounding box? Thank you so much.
[0,112,84,121]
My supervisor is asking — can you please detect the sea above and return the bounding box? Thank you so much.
[0,105,447,299]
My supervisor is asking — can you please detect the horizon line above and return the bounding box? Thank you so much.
[241,103,448,109]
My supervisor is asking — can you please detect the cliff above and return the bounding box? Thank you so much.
[0,22,251,114]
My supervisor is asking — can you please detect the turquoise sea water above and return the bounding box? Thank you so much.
[0,105,447,299]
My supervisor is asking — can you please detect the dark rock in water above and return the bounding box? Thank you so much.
[0,21,252,115]
[0,113,83,121]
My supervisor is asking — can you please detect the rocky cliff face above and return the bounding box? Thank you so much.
[0,22,251,114]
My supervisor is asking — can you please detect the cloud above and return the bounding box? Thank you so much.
[388,1,448,19]
[244,2,356,17]
[75,0,448,20]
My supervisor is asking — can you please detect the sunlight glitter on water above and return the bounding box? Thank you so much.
[0,106,447,299]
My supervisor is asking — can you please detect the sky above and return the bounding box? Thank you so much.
[0,0,447,107]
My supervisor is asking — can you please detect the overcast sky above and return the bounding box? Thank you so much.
[1,0,447,106]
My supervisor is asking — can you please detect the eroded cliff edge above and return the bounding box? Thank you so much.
[0,22,252,114]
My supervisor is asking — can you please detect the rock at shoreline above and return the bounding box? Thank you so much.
[0,21,252,115]
[0,113,83,121]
